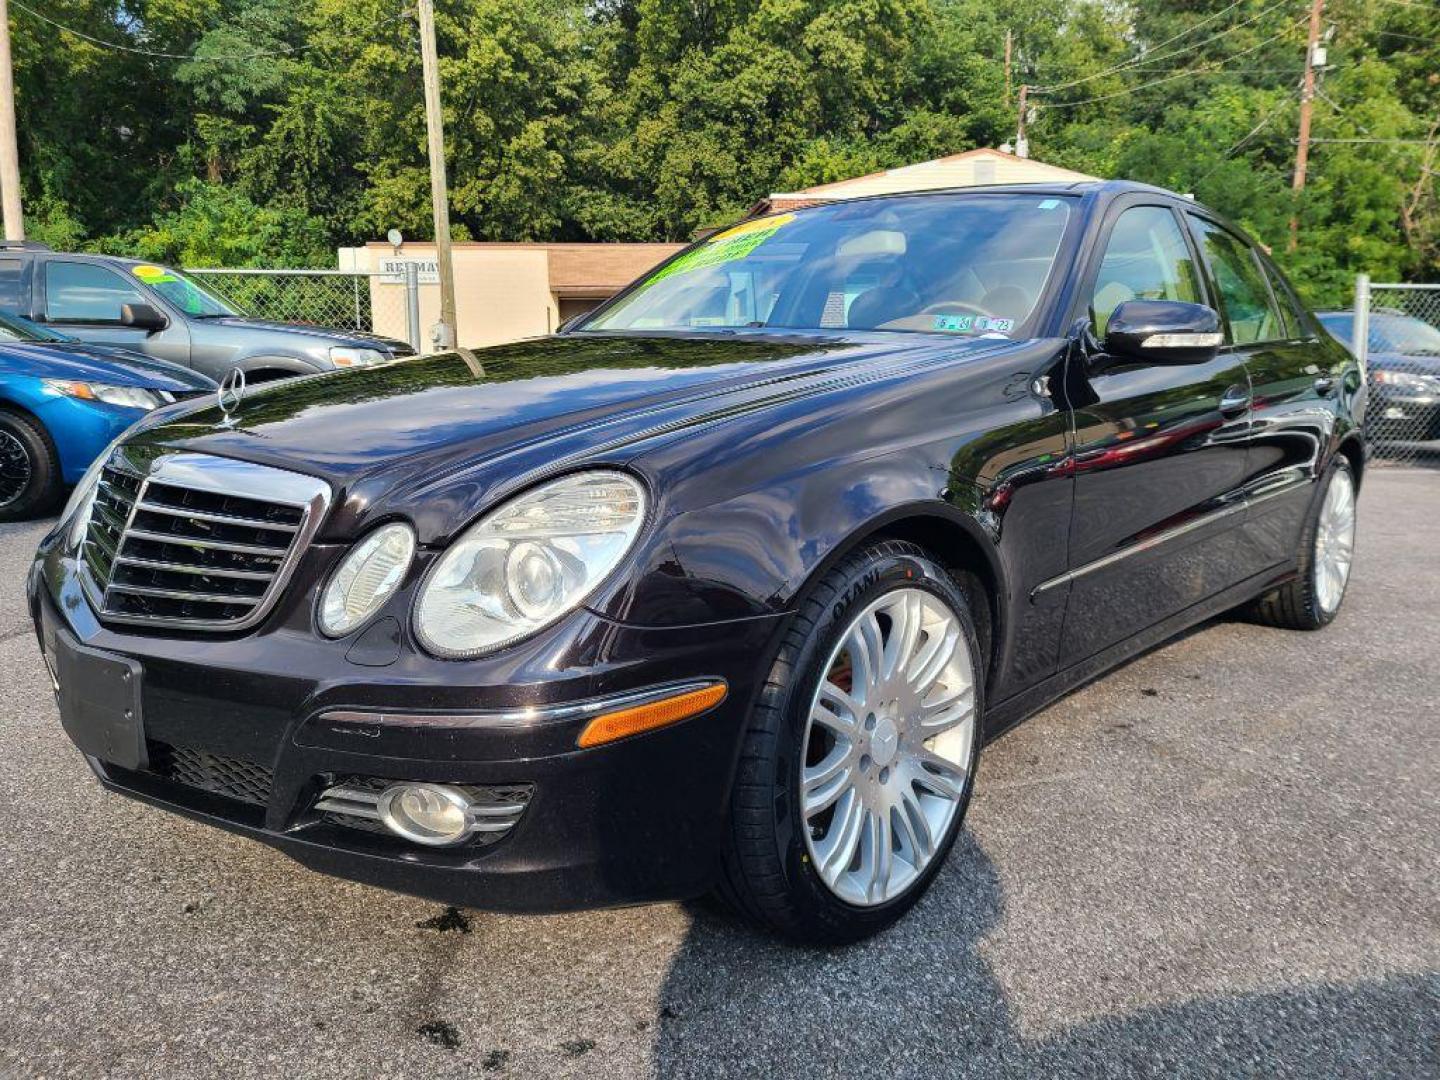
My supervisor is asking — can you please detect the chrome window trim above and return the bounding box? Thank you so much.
[78,450,331,633]
[1030,477,1311,599]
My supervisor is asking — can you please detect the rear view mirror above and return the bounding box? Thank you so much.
[120,303,168,333]
[1104,300,1222,364]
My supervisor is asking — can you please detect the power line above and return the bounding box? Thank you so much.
[1304,137,1439,144]
[1374,28,1440,47]
[1193,95,1296,186]
[11,1,412,63]
[1033,0,1297,95]
[1037,18,1305,111]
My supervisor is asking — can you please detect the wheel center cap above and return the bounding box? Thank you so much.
[871,716,899,768]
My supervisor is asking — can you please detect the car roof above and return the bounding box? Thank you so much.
[771,178,1191,206]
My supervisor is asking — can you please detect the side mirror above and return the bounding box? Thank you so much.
[1103,300,1223,365]
[120,302,168,333]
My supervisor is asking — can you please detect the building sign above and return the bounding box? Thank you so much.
[376,257,439,285]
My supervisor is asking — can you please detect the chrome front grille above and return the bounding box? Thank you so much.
[79,450,331,631]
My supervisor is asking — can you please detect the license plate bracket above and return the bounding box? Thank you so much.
[44,618,146,771]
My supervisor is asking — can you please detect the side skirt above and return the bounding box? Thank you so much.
[981,561,1298,741]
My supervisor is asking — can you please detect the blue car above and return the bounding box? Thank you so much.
[0,311,215,520]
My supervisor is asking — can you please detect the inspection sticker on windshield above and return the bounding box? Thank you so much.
[131,264,178,285]
[974,317,1014,333]
[934,315,973,332]
[648,214,795,284]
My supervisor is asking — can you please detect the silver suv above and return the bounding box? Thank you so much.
[0,244,413,382]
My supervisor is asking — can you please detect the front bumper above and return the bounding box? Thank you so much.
[29,539,783,912]
[1368,385,1440,443]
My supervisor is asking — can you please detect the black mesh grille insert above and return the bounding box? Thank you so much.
[148,742,274,807]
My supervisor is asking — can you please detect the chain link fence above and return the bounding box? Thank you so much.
[1350,277,1440,468]
[186,268,423,353]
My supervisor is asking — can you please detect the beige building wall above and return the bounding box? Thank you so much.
[347,241,682,350]
[355,243,556,349]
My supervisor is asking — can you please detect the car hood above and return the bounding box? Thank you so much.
[127,331,1004,541]
[0,341,216,391]
[200,316,409,351]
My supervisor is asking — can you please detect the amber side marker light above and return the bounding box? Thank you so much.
[577,683,728,749]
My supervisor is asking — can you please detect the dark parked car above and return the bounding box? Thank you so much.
[1318,308,1440,448]
[30,182,1364,943]
[0,243,413,383]
[0,310,214,520]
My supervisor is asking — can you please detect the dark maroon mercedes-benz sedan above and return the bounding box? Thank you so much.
[29,181,1364,943]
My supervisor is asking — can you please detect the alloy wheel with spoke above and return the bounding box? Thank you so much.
[1314,467,1356,615]
[0,429,32,509]
[801,586,976,907]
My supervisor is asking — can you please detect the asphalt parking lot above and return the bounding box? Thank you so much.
[1,469,1436,1079]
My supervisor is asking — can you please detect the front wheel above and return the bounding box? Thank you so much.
[717,541,984,944]
[0,410,62,522]
[1248,455,1357,630]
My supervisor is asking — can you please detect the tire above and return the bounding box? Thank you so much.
[1247,455,1357,630]
[0,410,62,522]
[716,540,985,945]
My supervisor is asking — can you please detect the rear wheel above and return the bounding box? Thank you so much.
[717,540,984,944]
[1248,456,1357,630]
[0,410,61,522]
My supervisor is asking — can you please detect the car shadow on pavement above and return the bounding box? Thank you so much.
[651,836,1438,1079]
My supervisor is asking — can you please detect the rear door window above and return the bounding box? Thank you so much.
[0,258,22,311]
[44,261,147,324]
[1257,255,1305,339]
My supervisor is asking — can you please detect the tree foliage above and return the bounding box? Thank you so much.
[9,0,1439,304]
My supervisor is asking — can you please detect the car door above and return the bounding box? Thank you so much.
[37,259,191,365]
[1054,199,1252,665]
[1185,217,1334,576]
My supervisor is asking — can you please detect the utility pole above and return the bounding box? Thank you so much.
[0,0,24,241]
[417,0,457,351]
[1289,0,1325,250]
[1002,28,1013,108]
[1014,84,1030,159]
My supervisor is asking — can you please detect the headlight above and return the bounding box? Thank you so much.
[329,346,389,368]
[43,379,163,410]
[1373,369,1439,395]
[414,471,647,658]
[319,522,416,637]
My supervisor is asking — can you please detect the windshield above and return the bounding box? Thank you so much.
[583,193,1076,337]
[1320,311,1440,355]
[128,264,240,318]
[0,309,73,342]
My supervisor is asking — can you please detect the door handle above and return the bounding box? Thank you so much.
[1218,386,1251,417]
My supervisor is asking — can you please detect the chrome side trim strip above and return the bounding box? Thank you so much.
[317,678,728,731]
[1031,477,1311,599]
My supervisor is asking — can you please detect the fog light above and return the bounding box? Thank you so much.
[377,783,472,846]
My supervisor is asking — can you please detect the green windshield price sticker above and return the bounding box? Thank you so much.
[132,264,178,285]
[648,214,795,284]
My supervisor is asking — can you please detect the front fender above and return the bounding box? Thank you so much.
[232,355,326,378]
[613,452,1004,627]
